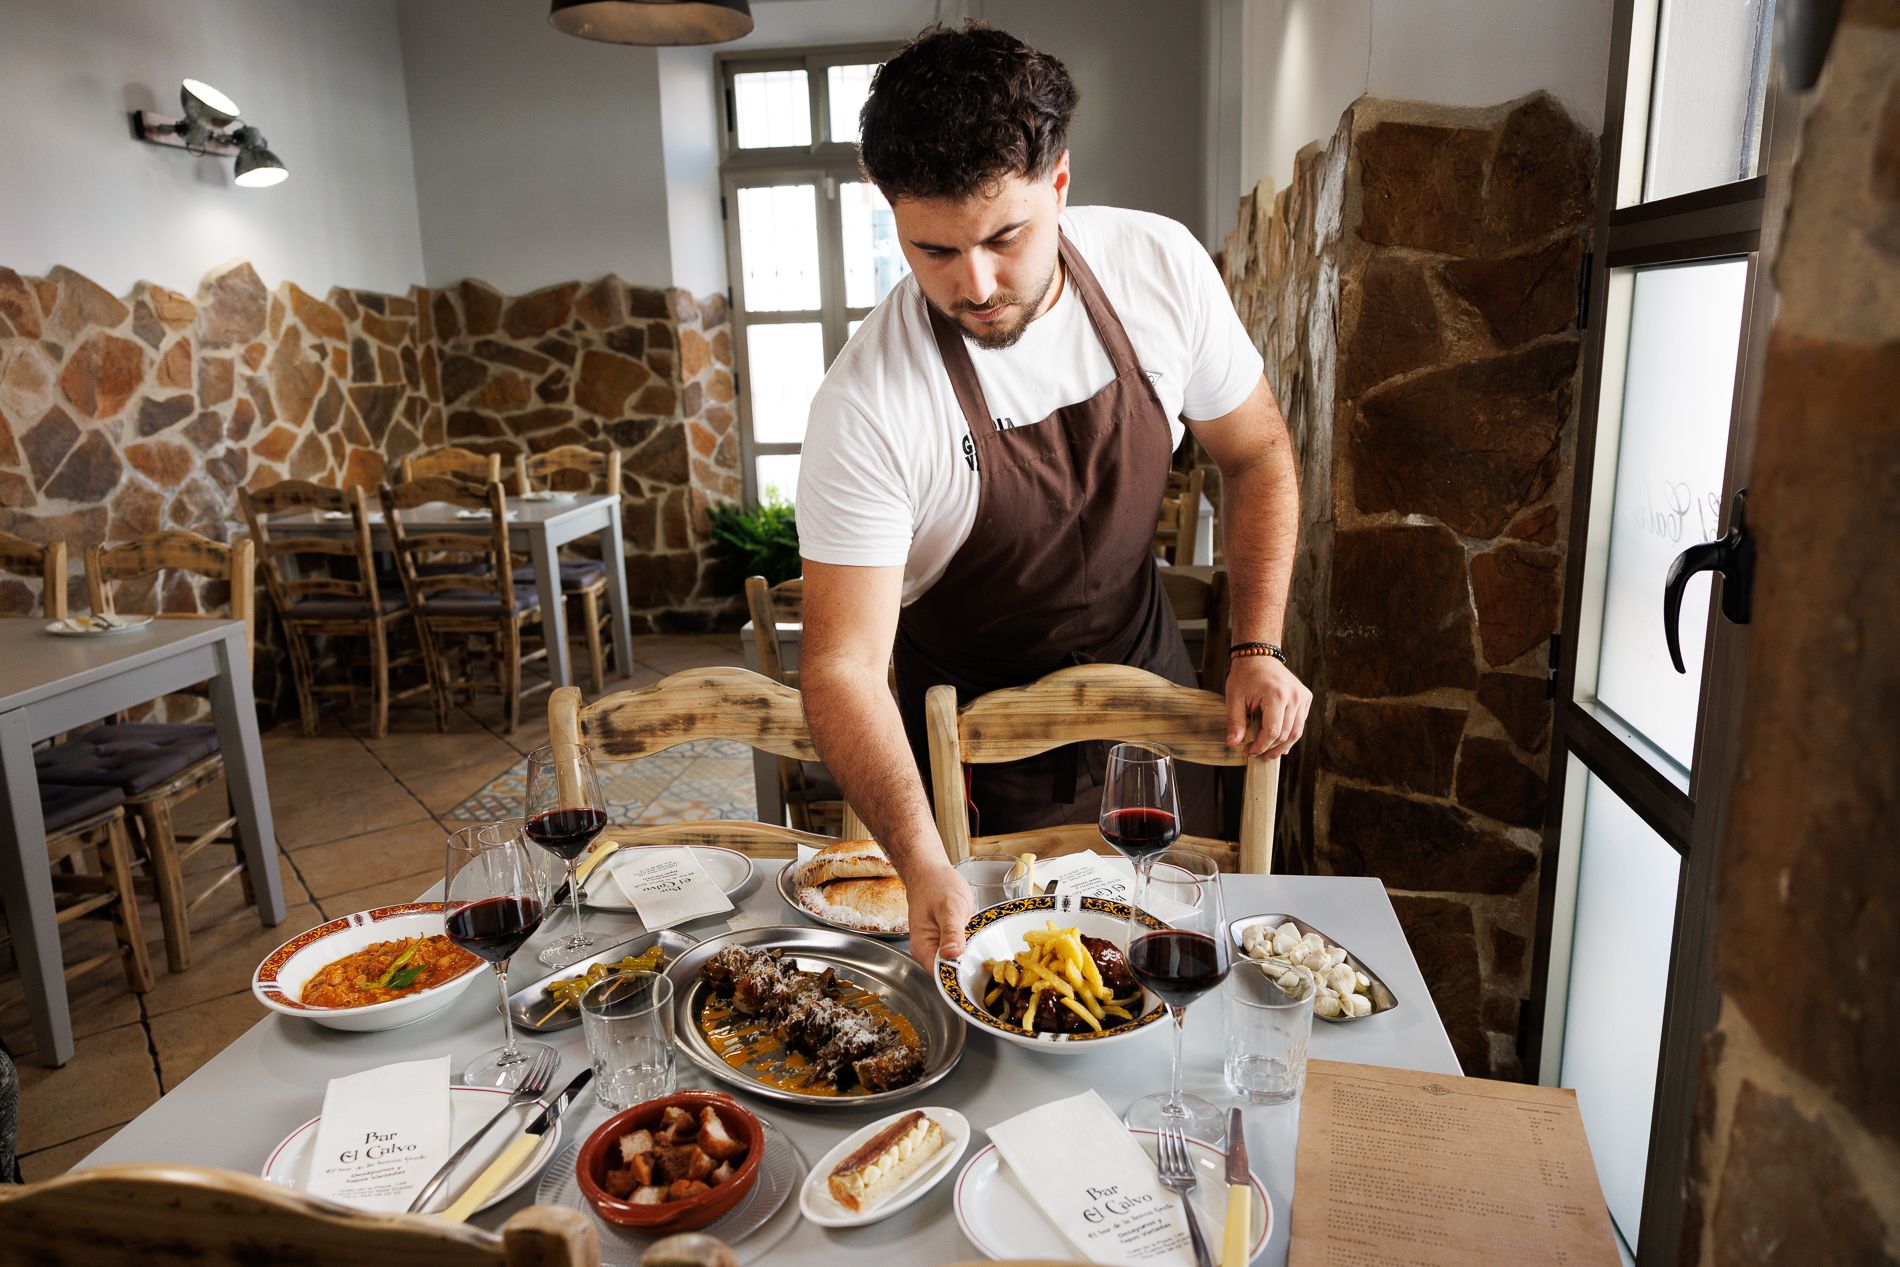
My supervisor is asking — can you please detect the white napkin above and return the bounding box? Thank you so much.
[987,1089,1194,1265]
[611,847,734,930]
[304,1056,452,1212]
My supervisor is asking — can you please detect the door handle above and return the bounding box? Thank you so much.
[1664,488,1754,673]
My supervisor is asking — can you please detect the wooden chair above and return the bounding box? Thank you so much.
[0,529,68,618]
[1154,466,1206,566]
[0,787,154,1001]
[1157,565,1232,692]
[402,445,504,486]
[240,481,425,738]
[515,445,620,693]
[742,574,860,836]
[382,476,546,733]
[549,667,868,858]
[78,530,257,972]
[925,663,1277,874]
[0,1164,599,1266]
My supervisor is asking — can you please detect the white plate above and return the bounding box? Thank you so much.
[582,845,754,912]
[262,1085,563,1214]
[775,859,908,940]
[45,615,154,636]
[798,1107,969,1227]
[954,1128,1272,1263]
[319,510,384,522]
[251,903,487,1032]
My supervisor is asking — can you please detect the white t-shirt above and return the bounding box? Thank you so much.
[797,205,1263,603]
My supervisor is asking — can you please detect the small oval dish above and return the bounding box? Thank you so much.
[577,1091,765,1234]
[251,903,487,1033]
[798,1106,969,1228]
[1229,912,1400,1022]
[934,893,1168,1054]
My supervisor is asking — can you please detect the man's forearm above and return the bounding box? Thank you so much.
[800,658,948,877]
[1218,435,1300,644]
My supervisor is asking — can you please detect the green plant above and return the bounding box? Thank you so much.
[707,495,800,586]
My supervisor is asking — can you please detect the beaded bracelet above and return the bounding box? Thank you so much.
[1230,641,1288,666]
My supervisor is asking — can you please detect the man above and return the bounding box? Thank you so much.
[796,24,1311,966]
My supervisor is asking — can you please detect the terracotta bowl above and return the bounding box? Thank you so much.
[576,1090,765,1233]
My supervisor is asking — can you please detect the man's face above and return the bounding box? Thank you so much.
[890,153,1070,350]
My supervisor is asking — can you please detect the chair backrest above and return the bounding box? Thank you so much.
[86,529,256,667]
[515,444,621,497]
[1156,565,1231,692]
[403,446,504,486]
[549,669,867,854]
[926,663,1277,874]
[239,481,387,623]
[0,529,68,619]
[1154,466,1206,565]
[742,574,804,687]
[0,1164,599,1267]
[380,476,515,614]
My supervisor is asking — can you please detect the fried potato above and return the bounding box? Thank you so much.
[981,923,1129,1035]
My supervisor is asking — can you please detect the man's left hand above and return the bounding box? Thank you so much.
[1225,655,1312,758]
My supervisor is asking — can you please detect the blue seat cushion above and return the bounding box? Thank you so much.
[80,722,220,755]
[418,560,492,578]
[511,560,607,589]
[39,783,125,833]
[422,585,540,616]
[36,726,220,796]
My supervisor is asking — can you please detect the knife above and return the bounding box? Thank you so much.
[550,840,622,908]
[1221,1108,1251,1267]
[437,1067,593,1223]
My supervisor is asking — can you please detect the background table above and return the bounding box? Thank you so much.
[271,493,634,690]
[81,864,1454,1263]
[0,617,283,1066]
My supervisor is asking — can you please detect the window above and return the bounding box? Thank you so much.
[719,47,910,505]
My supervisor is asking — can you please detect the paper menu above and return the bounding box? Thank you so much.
[987,1090,1196,1266]
[304,1056,452,1212]
[1288,1060,1621,1267]
[1028,852,1139,902]
[611,847,734,930]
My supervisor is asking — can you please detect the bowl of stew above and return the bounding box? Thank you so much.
[251,903,488,1032]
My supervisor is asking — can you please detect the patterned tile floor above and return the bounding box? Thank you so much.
[450,738,756,826]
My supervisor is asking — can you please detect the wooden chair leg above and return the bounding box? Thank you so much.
[502,622,522,734]
[282,622,322,737]
[416,620,452,732]
[99,819,155,994]
[581,589,605,695]
[368,618,392,739]
[134,798,192,974]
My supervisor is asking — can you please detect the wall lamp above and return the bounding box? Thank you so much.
[132,79,288,187]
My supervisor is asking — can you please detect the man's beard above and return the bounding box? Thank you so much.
[930,259,1060,351]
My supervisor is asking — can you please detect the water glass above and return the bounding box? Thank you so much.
[581,969,676,1111]
[1224,959,1314,1105]
[954,856,1026,910]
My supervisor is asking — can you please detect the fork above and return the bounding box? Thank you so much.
[1156,1124,1217,1267]
[406,1045,559,1214]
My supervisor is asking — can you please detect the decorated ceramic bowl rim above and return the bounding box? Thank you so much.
[936,895,1169,1042]
[575,1090,765,1224]
[251,902,485,1014]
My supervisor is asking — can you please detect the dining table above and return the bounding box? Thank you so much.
[0,616,284,1067]
[78,860,1456,1264]
[268,492,635,691]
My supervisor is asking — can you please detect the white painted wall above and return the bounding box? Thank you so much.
[657,48,728,297]
[0,0,424,296]
[396,0,673,293]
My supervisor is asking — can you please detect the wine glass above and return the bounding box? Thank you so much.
[444,821,556,1089]
[1123,847,1230,1142]
[1100,742,1182,884]
[525,743,607,968]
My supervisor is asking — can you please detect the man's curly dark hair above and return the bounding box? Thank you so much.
[858,23,1078,202]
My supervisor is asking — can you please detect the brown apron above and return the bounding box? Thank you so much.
[894,233,1217,836]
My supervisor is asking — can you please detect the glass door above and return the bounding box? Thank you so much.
[1532,0,1791,1259]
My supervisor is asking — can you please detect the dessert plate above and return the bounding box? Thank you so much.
[798,1106,970,1227]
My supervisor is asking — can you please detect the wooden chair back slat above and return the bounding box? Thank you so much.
[1154,466,1206,565]
[516,445,621,496]
[0,529,68,619]
[0,1164,600,1267]
[600,821,838,855]
[403,446,504,486]
[283,578,362,598]
[380,477,515,611]
[86,530,255,667]
[742,575,803,687]
[239,482,385,621]
[1157,565,1232,692]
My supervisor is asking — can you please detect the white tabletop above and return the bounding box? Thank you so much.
[81,865,1456,1264]
[0,617,240,714]
[270,492,618,531]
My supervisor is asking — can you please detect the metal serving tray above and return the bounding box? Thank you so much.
[774,860,907,940]
[663,924,964,1109]
[1228,912,1400,1022]
[505,929,701,1034]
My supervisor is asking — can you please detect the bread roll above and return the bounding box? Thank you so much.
[800,839,897,887]
[639,1233,738,1267]
[798,875,908,934]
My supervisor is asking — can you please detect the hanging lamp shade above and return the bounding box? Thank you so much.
[549,0,753,45]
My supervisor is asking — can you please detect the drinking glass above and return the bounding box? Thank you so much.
[1224,960,1314,1105]
[581,969,676,1111]
[1123,847,1229,1141]
[444,821,555,1089]
[525,743,607,968]
[954,856,1024,910]
[1100,743,1182,882]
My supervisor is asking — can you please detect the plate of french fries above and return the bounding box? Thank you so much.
[932,894,1169,1053]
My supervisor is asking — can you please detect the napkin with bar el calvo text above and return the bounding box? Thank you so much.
[304,1055,452,1212]
[611,846,733,929]
[987,1089,1197,1266]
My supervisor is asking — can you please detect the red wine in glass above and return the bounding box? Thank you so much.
[524,807,608,862]
[1101,807,1182,861]
[1129,928,1229,1008]
[446,894,545,962]
[1100,743,1180,880]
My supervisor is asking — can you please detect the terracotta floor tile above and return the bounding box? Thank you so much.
[315,868,438,917]
[0,963,144,1062]
[138,901,323,1019]
[398,748,525,815]
[15,1022,158,1154]
[275,774,432,852]
[148,991,267,1092]
[288,822,447,902]
[358,721,522,784]
[18,1125,119,1181]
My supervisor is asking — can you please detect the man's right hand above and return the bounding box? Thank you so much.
[905,861,974,968]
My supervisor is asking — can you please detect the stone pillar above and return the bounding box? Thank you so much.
[1223,92,1595,1076]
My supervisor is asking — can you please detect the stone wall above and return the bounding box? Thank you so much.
[0,262,738,633]
[1223,92,1594,1077]
[1679,5,1900,1258]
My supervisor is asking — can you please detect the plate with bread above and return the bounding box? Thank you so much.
[798,1106,969,1227]
[777,840,908,939]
